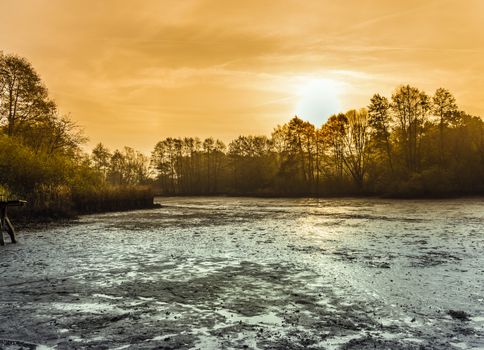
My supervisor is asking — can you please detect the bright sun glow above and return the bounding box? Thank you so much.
[294,78,342,126]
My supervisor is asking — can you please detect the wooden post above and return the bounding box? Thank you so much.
[5,217,16,243]
[0,205,6,246]
[0,200,26,245]
[0,227,4,246]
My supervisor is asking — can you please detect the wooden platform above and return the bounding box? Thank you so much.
[0,200,27,207]
[0,199,27,246]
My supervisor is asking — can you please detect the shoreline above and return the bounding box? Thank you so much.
[153,193,484,200]
[9,202,162,226]
[6,194,483,227]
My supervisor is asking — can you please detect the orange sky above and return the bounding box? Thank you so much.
[1,0,483,153]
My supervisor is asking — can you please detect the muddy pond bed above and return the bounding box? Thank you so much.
[0,197,483,349]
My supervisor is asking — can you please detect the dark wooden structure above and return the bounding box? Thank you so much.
[0,199,27,246]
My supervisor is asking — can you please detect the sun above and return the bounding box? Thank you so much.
[293,78,342,126]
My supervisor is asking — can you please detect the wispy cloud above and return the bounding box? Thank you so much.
[0,0,482,152]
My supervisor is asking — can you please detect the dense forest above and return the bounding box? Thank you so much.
[1,52,483,222]
[150,89,484,197]
[0,53,153,219]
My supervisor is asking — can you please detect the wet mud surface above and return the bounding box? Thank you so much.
[0,197,483,349]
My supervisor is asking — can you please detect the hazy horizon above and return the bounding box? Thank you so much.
[1,0,483,153]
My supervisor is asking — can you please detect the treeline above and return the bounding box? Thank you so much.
[0,53,154,220]
[151,86,484,197]
[2,51,483,216]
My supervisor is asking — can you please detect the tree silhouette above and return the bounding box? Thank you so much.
[433,88,458,165]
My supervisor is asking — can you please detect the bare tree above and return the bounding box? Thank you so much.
[342,109,370,188]
[0,54,55,136]
[368,94,393,172]
[433,88,458,165]
[391,85,430,172]
[92,143,112,179]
